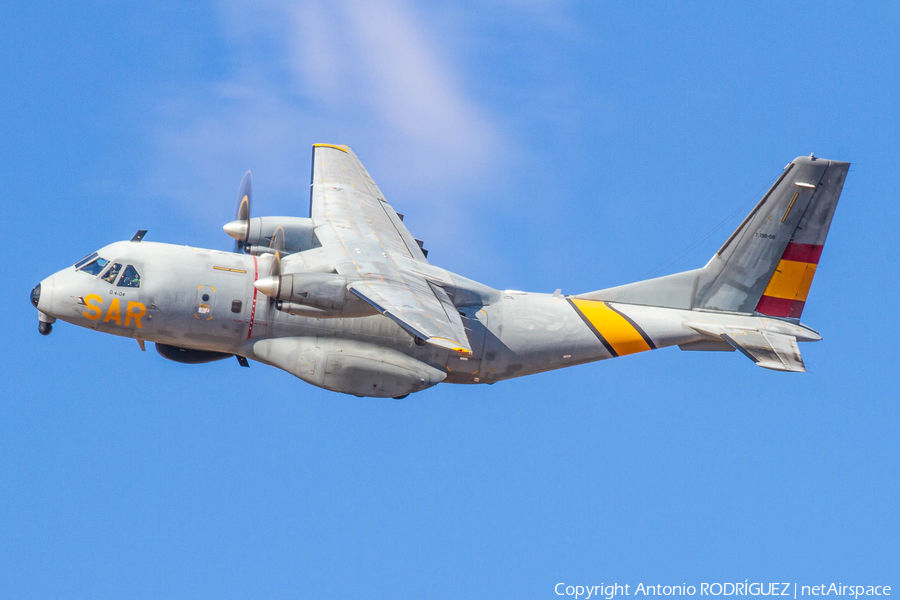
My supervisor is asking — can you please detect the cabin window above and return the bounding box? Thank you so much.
[101,263,123,284]
[74,252,98,269]
[80,257,110,276]
[117,265,141,288]
[231,300,242,313]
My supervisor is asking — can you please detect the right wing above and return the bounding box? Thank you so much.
[309,143,428,263]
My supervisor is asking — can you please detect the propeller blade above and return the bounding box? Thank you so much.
[230,170,252,252]
[265,251,282,306]
[268,226,286,253]
[271,251,281,277]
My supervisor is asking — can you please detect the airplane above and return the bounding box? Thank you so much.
[31,145,848,398]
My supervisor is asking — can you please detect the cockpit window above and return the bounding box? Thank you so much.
[117,265,141,288]
[101,263,123,284]
[74,252,98,269]
[80,257,110,276]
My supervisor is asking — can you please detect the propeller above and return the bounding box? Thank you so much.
[224,170,252,252]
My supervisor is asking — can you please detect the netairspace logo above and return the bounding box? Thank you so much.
[553,583,893,600]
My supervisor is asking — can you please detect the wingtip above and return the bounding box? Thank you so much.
[312,143,349,153]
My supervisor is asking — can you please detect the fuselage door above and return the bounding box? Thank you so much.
[195,285,217,321]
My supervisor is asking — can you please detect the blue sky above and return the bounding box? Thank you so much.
[2,1,898,598]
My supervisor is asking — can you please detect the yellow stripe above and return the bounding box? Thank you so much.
[313,143,349,153]
[570,299,651,356]
[762,259,817,301]
[781,191,799,223]
[213,266,247,274]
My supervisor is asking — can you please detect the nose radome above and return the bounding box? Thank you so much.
[34,276,57,335]
[33,275,57,316]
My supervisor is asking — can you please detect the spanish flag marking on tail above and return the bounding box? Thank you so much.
[755,242,823,319]
[567,299,656,357]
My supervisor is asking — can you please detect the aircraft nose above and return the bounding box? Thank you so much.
[33,276,57,335]
[31,283,41,308]
[32,275,55,312]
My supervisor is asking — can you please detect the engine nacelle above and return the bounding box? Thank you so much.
[255,272,378,319]
[156,343,233,364]
[224,216,317,255]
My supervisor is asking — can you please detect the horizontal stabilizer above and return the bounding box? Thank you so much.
[722,331,805,372]
[686,323,806,372]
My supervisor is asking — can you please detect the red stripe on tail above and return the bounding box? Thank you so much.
[756,295,806,318]
[781,243,824,264]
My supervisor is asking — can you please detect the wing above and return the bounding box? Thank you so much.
[309,143,472,354]
[309,143,427,262]
[348,280,470,353]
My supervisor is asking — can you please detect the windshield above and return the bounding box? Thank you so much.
[117,265,141,288]
[101,263,123,284]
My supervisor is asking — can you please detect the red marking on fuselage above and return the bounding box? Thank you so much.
[248,255,258,339]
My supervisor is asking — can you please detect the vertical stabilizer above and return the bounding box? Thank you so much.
[694,155,848,315]
[578,155,849,318]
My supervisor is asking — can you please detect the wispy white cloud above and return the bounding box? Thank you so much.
[340,1,495,158]
[149,0,502,226]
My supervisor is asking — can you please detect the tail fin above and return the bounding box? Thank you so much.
[580,155,849,318]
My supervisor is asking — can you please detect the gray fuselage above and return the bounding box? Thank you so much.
[35,239,820,397]
[35,241,616,389]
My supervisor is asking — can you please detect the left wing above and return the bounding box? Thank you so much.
[309,144,472,354]
[348,280,471,353]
